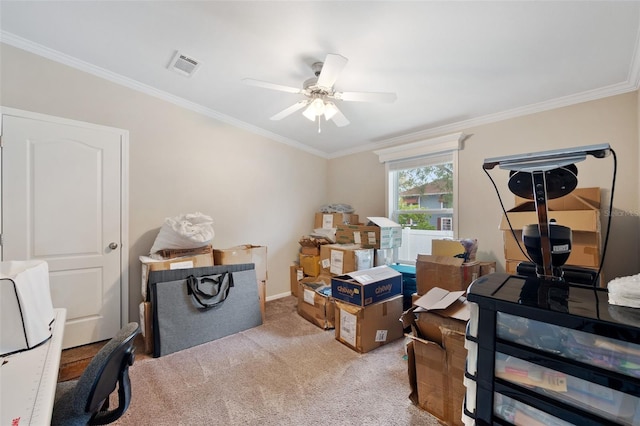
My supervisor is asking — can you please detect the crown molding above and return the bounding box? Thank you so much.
[0,31,329,159]
[329,79,638,160]
[373,132,464,163]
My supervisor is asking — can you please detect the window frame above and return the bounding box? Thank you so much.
[387,155,456,229]
[375,132,463,264]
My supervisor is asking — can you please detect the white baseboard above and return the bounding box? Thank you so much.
[266,291,292,302]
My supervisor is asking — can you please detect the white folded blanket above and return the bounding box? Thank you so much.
[150,212,214,255]
[608,273,640,308]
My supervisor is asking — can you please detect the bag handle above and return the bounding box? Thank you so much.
[186,273,234,310]
[190,274,226,298]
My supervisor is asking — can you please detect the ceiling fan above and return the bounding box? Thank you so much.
[242,54,397,133]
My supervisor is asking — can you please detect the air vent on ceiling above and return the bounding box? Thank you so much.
[168,51,201,77]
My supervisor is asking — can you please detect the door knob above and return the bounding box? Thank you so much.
[109,242,118,250]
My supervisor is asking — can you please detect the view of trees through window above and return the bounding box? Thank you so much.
[396,163,453,230]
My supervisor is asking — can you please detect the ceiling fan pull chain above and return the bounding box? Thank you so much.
[318,116,322,134]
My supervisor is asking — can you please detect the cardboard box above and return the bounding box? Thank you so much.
[505,259,520,274]
[213,245,267,282]
[297,275,335,329]
[406,331,467,426]
[139,301,153,354]
[314,212,359,229]
[320,244,374,276]
[299,236,330,256]
[479,261,496,277]
[412,288,469,344]
[334,295,404,353]
[335,217,402,249]
[514,187,601,210]
[299,254,321,277]
[404,287,469,425]
[257,280,266,322]
[431,239,467,258]
[140,252,215,301]
[442,329,467,425]
[213,245,268,321]
[501,187,601,268]
[331,265,403,307]
[290,264,304,297]
[141,252,214,273]
[501,208,600,232]
[416,254,485,295]
[156,244,212,259]
[502,228,601,268]
[300,246,320,256]
[431,238,479,263]
[406,336,447,421]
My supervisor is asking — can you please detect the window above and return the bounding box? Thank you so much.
[440,217,453,231]
[375,132,462,264]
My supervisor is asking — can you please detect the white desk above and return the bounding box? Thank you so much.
[0,309,66,426]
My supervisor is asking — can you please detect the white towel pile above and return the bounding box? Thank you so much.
[608,273,640,308]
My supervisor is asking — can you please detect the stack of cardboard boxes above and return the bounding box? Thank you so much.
[404,289,469,425]
[404,239,496,426]
[331,266,404,353]
[294,212,360,284]
[292,210,405,353]
[292,214,502,421]
[295,212,403,284]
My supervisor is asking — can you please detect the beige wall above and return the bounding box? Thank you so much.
[1,44,327,321]
[326,151,387,218]
[330,93,640,280]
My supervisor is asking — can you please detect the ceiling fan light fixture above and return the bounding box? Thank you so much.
[323,102,338,120]
[302,104,317,121]
[303,97,326,121]
[311,98,325,114]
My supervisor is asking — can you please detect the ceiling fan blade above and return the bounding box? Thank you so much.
[242,78,302,94]
[316,54,348,88]
[337,91,397,103]
[329,104,350,127]
[270,100,309,121]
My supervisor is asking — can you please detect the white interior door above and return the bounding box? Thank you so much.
[1,110,127,349]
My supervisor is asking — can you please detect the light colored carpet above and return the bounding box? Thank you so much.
[114,296,441,425]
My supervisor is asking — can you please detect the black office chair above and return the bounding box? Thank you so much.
[51,323,140,426]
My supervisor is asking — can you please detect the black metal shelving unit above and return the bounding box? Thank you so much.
[465,273,640,426]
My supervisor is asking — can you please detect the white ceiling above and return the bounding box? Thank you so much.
[2,1,640,158]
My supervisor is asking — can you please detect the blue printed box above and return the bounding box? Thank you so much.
[331,265,403,307]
